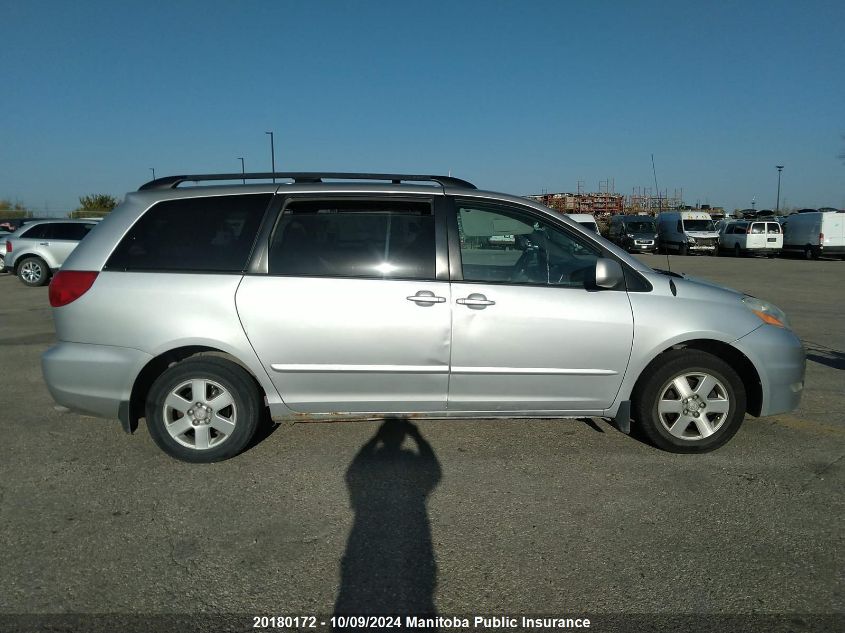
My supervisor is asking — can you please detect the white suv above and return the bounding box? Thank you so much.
[3,219,99,286]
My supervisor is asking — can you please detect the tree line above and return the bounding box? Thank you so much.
[0,194,119,219]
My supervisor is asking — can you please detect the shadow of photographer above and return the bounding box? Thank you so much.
[334,418,441,620]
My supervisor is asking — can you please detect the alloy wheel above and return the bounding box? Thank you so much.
[657,372,731,440]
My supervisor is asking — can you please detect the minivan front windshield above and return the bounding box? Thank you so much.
[626,220,656,233]
[684,219,716,231]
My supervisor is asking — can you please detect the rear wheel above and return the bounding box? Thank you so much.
[803,245,817,260]
[633,350,746,453]
[734,244,742,258]
[145,357,263,462]
[18,256,49,286]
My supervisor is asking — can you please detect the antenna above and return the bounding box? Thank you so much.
[652,154,671,274]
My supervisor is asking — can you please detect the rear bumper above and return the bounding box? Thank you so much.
[732,325,806,417]
[741,247,781,255]
[42,342,152,420]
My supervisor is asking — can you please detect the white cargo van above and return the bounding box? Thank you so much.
[781,211,845,259]
[657,211,719,255]
[718,220,783,257]
[565,213,600,234]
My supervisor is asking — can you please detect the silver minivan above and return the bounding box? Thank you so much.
[42,173,805,462]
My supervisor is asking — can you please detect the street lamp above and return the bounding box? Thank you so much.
[775,165,784,214]
[265,131,276,183]
[237,157,245,184]
[150,167,156,181]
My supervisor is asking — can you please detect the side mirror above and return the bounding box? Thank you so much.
[595,258,624,289]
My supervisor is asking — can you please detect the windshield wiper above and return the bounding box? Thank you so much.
[653,268,685,278]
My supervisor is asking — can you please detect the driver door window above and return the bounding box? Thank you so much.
[456,203,601,287]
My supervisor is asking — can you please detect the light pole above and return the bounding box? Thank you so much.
[150,167,156,181]
[237,157,245,184]
[265,131,275,182]
[775,165,784,214]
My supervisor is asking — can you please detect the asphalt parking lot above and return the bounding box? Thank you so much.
[0,256,843,628]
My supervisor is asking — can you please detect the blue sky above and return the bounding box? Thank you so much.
[2,0,843,213]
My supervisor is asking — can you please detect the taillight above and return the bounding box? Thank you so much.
[49,271,99,307]
[747,226,753,234]
[5,240,11,252]
[819,232,824,243]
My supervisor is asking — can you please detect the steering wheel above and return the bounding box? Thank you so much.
[510,245,548,283]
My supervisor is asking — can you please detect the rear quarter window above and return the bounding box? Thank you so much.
[20,224,50,239]
[50,223,94,240]
[105,194,271,272]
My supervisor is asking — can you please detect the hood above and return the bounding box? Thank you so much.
[680,273,745,296]
[686,231,720,238]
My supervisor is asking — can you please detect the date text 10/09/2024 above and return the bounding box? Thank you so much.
[253,616,592,629]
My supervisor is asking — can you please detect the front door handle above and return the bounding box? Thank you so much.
[457,293,495,308]
[406,290,446,305]
[39,242,50,246]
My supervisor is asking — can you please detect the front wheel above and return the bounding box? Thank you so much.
[678,244,688,256]
[633,350,747,453]
[145,356,263,462]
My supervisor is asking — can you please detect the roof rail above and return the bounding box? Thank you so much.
[138,172,476,191]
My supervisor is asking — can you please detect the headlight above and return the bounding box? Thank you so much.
[742,296,790,329]
[654,234,658,240]
[626,233,634,238]
[687,237,696,244]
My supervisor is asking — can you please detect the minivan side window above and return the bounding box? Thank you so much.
[750,223,765,234]
[455,202,601,287]
[268,199,435,280]
[106,194,271,272]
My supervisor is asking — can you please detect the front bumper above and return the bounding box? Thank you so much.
[42,342,153,420]
[732,325,806,417]
[627,241,657,252]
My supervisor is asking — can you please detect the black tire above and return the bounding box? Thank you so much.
[734,244,742,258]
[17,256,50,287]
[678,244,688,256]
[803,245,816,260]
[632,350,747,454]
[145,356,263,463]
